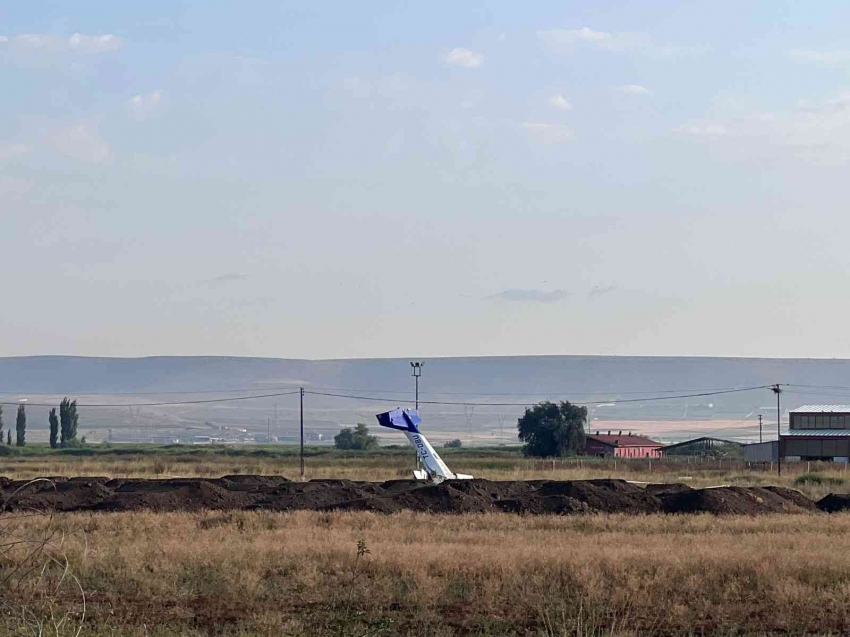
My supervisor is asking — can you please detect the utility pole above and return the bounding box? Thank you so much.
[758,414,763,444]
[410,362,424,410]
[771,384,782,476]
[267,417,270,445]
[410,362,424,472]
[299,387,305,479]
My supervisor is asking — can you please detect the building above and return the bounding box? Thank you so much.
[663,437,743,457]
[743,440,778,462]
[781,405,850,462]
[585,431,664,458]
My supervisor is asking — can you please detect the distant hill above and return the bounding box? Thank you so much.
[1,355,848,444]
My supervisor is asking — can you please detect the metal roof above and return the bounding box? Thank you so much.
[790,405,850,413]
[783,429,850,437]
[586,433,663,447]
[663,436,743,451]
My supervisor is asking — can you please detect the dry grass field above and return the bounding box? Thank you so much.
[3,447,850,635]
[3,509,850,636]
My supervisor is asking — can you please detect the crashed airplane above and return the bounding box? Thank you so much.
[376,408,473,483]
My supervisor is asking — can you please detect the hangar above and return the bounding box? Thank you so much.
[782,405,850,462]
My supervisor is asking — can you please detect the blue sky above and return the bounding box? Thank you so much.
[3,1,850,359]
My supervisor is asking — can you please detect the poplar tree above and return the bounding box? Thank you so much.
[48,408,59,449]
[59,398,79,447]
[15,405,26,447]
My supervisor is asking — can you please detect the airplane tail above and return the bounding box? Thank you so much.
[375,408,473,483]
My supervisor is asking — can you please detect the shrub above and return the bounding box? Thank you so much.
[794,473,845,487]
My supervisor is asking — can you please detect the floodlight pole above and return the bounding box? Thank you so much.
[410,361,424,410]
[410,362,424,472]
[300,387,305,479]
[771,384,782,476]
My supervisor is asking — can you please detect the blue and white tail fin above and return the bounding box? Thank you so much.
[376,408,473,484]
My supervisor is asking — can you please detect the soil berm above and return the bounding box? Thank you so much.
[2,476,846,514]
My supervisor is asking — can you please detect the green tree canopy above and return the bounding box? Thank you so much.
[59,398,79,447]
[334,428,354,449]
[334,423,379,450]
[48,408,59,449]
[517,401,587,457]
[15,404,26,447]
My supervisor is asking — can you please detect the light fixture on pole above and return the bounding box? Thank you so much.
[410,361,424,411]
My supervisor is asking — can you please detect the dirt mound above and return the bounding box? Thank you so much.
[0,476,833,516]
[644,483,694,497]
[659,486,817,514]
[535,479,664,514]
[818,493,850,512]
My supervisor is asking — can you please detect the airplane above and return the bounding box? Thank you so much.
[375,408,474,484]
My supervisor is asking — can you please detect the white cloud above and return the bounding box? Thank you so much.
[521,122,575,144]
[0,36,8,43]
[615,84,654,96]
[490,289,570,303]
[674,92,850,164]
[539,27,682,57]
[673,123,727,137]
[788,49,850,65]
[549,94,572,111]
[50,123,109,163]
[1,33,121,53]
[0,143,33,160]
[68,33,122,52]
[444,47,484,69]
[562,27,614,44]
[129,89,163,120]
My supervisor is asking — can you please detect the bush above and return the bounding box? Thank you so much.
[794,473,845,487]
[444,439,463,449]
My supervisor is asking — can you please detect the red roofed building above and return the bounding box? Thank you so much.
[585,431,664,458]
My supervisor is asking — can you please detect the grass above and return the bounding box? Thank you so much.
[0,444,848,500]
[3,509,850,635]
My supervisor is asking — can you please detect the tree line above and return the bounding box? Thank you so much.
[0,398,81,448]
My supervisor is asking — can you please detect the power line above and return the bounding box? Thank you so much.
[0,390,302,408]
[0,382,775,399]
[304,385,772,407]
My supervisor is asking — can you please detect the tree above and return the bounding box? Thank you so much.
[444,439,463,448]
[0,405,4,444]
[517,401,587,457]
[59,398,79,447]
[15,405,26,447]
[6,430,10,445]
[48,408,59,449]
[334,423,379,450]
[352,423,379,450]
[334,428,354,449]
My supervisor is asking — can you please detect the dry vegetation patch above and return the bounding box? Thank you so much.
[2,510,850,635]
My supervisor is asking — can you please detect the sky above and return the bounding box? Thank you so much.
[2,1,850,360]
